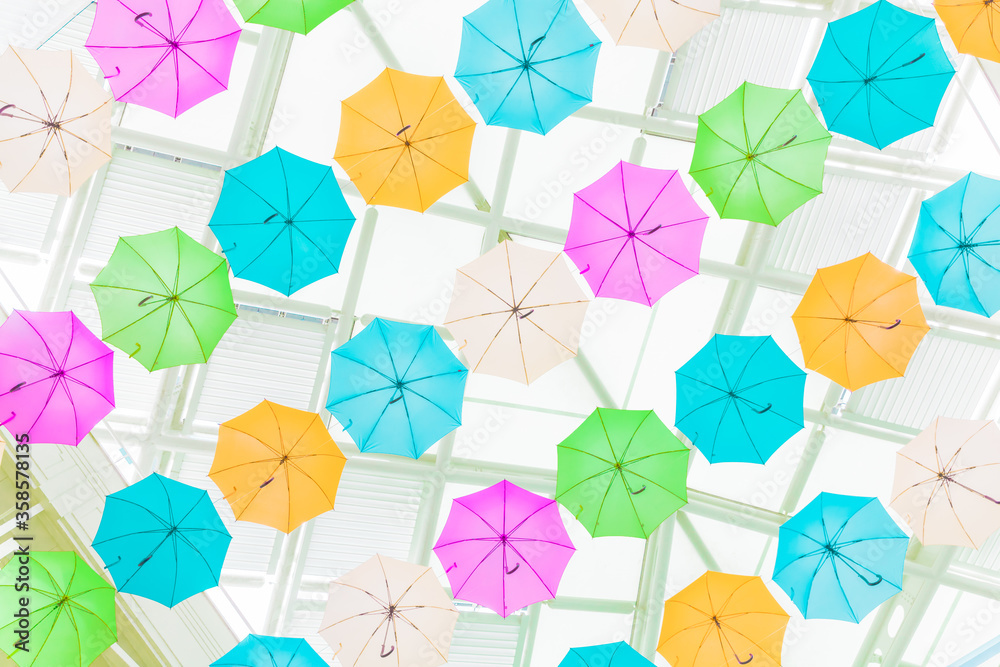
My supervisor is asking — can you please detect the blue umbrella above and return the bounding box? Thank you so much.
[92,473,231,607]
[806,0,955,149]
[326,318,468,458]
[209,146,356,296]
[455,0,600,135]
[773,492,908,623]
[675,334,806,464]
[909,172,1000,317]
[211,634,326,667]
[560,642,653,667]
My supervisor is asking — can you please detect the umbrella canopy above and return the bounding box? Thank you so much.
[212,635,326,667]
[433,480,575,617]
[210,400,346,533]
[334,68,476,212]
[891,417,1000,549]
[234,0,353,34]
[0,551,116,667]
[583,0,719,52]
[318,555,458,667]
[773,492,908,623]
[210,146,356,296]
[560,642,653,667]
[92,472,232,607]
[675,334,806,464]
[690,82,831,226]
[455,0,600,135]
[936,0,1000,62]
[908,172,1000,317]
[0,310,114,446]
[792,253,929,391]
[326,318,467,458]
[555,408,689,539]
[564,161,710,306]
[807,0,955,149]
[443,240,591,384]
[85,0,241,117]
[0,47,112,196]
[90,227,238,372]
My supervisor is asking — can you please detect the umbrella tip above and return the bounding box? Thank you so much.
[1,411,14,426]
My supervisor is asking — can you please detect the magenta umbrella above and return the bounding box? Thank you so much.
[0,311,115,446]
[564,161,709,306]
[85,0,241,117]
[432,480,575,617]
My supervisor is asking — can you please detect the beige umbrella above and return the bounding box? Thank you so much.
[891,416,1000,549]
[0,47,112,196]
[584,0,721,52]
[444,240,591,384]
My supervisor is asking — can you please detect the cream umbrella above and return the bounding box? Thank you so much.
[584,0,721,52]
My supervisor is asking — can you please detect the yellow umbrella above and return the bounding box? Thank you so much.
[334,68,476,213]
[935,0,1000,62]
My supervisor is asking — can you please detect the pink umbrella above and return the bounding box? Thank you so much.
[564,161,709,306]
[0,311,115,446]
[432,480,575,617]
[85,0,241,117]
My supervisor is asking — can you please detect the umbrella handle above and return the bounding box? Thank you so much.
[396,125,411,136]
[0,104,14,116]
[780,135,797,148]
[380,645,395,658]
[904,53,925,66]
[1,412,14,425]
[642,225,663,235]
[342,419,353,429]
[458,339,468,351]
[129,343,141,359]
[10,382,26,393]
[103,556,121,569]
[862,573,882,587]
[580,264,590,274]
[138,296,155,306]
[106,67,120,79]
[753,403,772,414]
[259,477,275,489]
[506,562,520,575]
[446,562,457,572]
[389,393,404,404]
[222,243,237,253]
[134,11,152,22]
[880,319,901,330]
[138,555,153,567]
[263,214,278,223]
[630,485,646,495]
[517,309,534,319]
[736,653,753,665]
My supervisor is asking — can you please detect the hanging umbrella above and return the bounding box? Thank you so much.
[234,0,353,35]
[334,68,476,212]
[326,318,467,458]
[689,82,832,226]
[773,492,908,623]
[212,635,326,667]
[564,161,710,306]
[675,334,806,464]
[792,253,929,392]
[582,0,719,52]
[891,417,1000,549]
[0,47,112,196]
[658,571,789,667]
[806,0,955,149]
[210,400,346,533]
[443,240,591,384]
[92,472,232,607]
[433,479,575,617]
[555,408,689,539]
[210,146,356,296]
[90,227,238,372]
[560,642,653,667]
[936,0,1000,62]
[455,0,600,135]
[319,555,458,667]
[86,0,241,117]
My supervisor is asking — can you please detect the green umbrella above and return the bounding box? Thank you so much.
[234,0,354,35]
[690,82,832,226]
[0,551,117,667]
[91,227,237,372]
[556,408,689,539]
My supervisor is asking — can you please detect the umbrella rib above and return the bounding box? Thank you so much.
[629,240,653,305]
[731,402,766,463]
[555,466,617,499]
[463,19,524,65]
[222,172,284,216]
[519,312,583,357]
[630,170,677,231]
[97,496,169,531]
[616,409,654,462]
[451,541,504,597]
[505,541,561,597]
[594,239,631,296]
[454,498,502,537]
[452,268,514,309]
[633,235,698,275]
[231,224,289,278]
[556,444,615,466]
[408,141,471,184]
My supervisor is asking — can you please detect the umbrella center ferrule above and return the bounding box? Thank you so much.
[863,76,876,85]
[744,153,757,161]
[167,39,179,48]
[58,595,70,606]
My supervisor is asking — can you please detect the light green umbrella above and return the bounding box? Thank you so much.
[234,0,354,35]
[91,227,237,372]
[690,82,832,226]
[556,408,689,539]
[0,551,117,667]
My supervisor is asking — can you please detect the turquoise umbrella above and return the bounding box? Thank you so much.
[211,635,325,666]
[560,642,653,666]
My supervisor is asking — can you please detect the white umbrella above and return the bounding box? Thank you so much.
[583,0,721,52]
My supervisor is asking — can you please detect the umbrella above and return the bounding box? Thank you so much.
[86,0,241,117]
[689,82,832,226]
[455,0,600,135]
[555,408,689,539]
[92,472,232,607]
[582,0,719,52]
[443,240,591,384]
[318,555,458,667]
[433,479,575,617]
[891,417,1000,549]
[772,492,908,622]
[0,551,116,667]
[658,571,789,667]
[675,334,806,464]
[563,161,710,306]
[0,310,114,447]
[210,400,347,533]
[90,226,238,372]
[334,68,476,212]
[908,172,1000,317]
[211,635,326,667]
[806,0,955,149]
[560,642,653,667]
[0,47,112,196]
[234,0,353,35]
[210,146,356,296]
[792,253,930,391]
[326,318,467,458]
[936,0,1000,62]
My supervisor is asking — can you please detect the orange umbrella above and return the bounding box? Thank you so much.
[658,571,789,667]
[792,253,929,392]
[209,400,346,533]
[334,68,476,213]
[935,0,1000,62]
